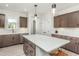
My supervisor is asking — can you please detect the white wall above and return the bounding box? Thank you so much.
[40,5,79,37]
[0,9,28,33]
[39,12,54,36]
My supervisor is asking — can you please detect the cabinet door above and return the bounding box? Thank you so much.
[23,38,36,56]
[2,35,13,47]
[67,13,77,27]
[19,35,24,43]
[23,42,36,56]
[2,34,20,47]
[54,15,68,27]
[72,12,79,27]
[73,39,79,54]
[60,15,68,27]
[54,16,61,27]
[20,17,27,28]
[62,38,79,54]
[0,35,4,48]
[0,14,5,28]
[12,34,20,44]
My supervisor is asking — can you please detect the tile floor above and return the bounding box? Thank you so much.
[0,44,25,56]
[0,44,78,56]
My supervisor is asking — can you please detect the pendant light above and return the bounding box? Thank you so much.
[34,5,38,20]
[52,3,56,16]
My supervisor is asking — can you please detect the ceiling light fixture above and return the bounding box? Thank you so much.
[34,5,38,20]
[52,3,56,16]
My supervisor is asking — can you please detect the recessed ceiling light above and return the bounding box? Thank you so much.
[5,4,8,7]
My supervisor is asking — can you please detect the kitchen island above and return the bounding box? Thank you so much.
[23,34,70,56]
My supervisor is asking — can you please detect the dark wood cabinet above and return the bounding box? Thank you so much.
[19,33,29,44]
[63,39,79,54]
[20,16,27,28]
[0,14,5,28]
[19,35,24,43]
[54,11,79,28]
[54,15,68,27]
[54,16,61,27]
[23,43,36,56]
[2,35,13,47]
[0,34,20,47]
[0,33,29,48]
[67,12,78,27]
[0,35,4,48]
[11,34,20,45]
[52,34,79,54]
[23,38,36,56]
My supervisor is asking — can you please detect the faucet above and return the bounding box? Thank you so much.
[12,29,14,33]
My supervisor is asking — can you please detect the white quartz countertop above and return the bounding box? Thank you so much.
[53,33,79,37]
[23,34,70,53]
[0,32,29,35]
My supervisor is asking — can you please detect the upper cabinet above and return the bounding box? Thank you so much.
[20,16,27,28]
[54,14,68,27]
[54,11,79,28]
[0,14,5,28]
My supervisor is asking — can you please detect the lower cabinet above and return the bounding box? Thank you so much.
[0,34,20,47]
[2,35,14,47]
[19,33,29,44]
[63,42,79,54]
[19,35,24,44]
[23,43,36,56]
[0,33,28,48]
[23,38,36,56]
[52,34,79,54]
[0,35,4,48]
[12,34,20,45]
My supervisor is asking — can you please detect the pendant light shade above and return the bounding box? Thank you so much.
[52,4,56,15]
[34,5,38,20]
[34,14,37,20]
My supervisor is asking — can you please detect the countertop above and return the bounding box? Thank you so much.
[53,33,79,37]
[23,34,70,53]
[0,32,29,35]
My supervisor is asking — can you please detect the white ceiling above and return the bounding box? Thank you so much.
[0,3,79,14]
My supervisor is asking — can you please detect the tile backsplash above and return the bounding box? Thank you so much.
[0,28,28,33]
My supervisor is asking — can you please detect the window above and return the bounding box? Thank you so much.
[8,19,17,29]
